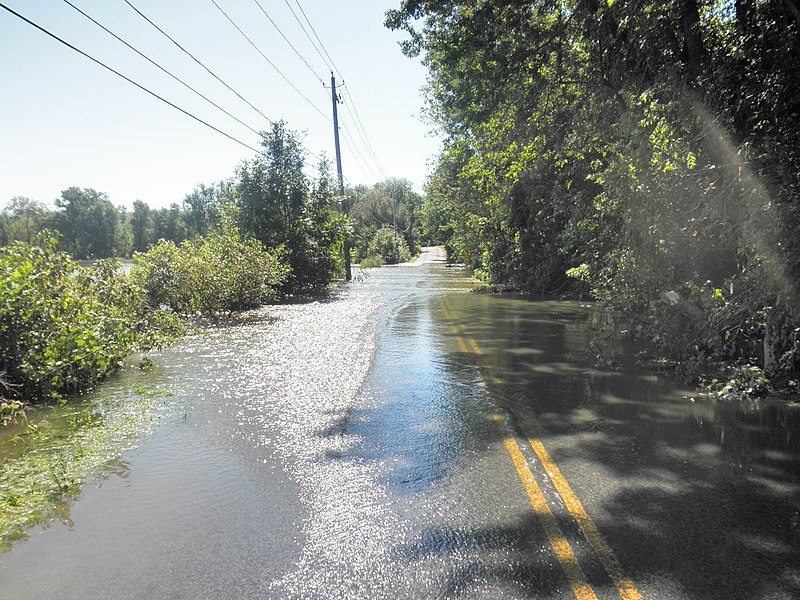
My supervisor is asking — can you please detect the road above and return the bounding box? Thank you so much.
[1,249,798,598]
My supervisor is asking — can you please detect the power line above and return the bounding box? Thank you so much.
[250,0,324,85]
[343,89,388,178]
[334,104,380,181]
[62,0,261,137]
[209,0,331,124]
[340,125,379,181]
[293,0,341,79]
[281,0,329,71]
[123,0,273,126]
[340,86,388,180]
[289,1,388,180]
[121,0,329,165]
[328,82,387,181]
[324,83,376,181]
[338,132,373,182]
[0,1,261,154]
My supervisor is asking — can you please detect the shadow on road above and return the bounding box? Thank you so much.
[318,284,800,598]
[449,292,800,599]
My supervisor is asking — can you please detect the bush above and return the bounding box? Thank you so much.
[0,233,181,403]
[359,255,384,268]
[131,224,288,315]
[366,225,411,265]
[282,211,347,294]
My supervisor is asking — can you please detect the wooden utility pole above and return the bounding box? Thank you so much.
[331,73,351,281]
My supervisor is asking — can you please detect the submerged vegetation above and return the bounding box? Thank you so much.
[0,388,173,551]
[0,234,181,405]
[388,0,800,393]
[0,121,353,546]
[0,121,352,408]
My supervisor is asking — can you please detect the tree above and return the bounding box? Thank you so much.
[114,205,132,257]
[130,200,154,252]
[349,178,421,260]
[386,0,800,377]
[235,122,344,293]
[54,187,118,258]
[3,197,48,244]
[183,181,230,238]
[151,203,186,244]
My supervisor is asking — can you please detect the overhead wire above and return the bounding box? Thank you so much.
[336,111,380,180]
[0,1,261,154]
[338,133,372,182]
[122,0,273,126]
[249,0,325,85]
[121,0,326,165]
[209,0,331,124]
[293,0,341,78]
[340,86,388,180]
[287,1,389,181]
[48,0,390,184]
[322,84,378,181]
[281,0,330,71]
[340,127,379,181]
[61,0,261,137]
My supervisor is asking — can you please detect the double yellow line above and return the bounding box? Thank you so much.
[440,297,641,600]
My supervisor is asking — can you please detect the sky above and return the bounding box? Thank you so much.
[0,0,438,210]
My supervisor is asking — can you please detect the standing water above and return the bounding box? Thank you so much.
[1,248,798,599]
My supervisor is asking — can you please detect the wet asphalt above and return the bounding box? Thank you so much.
[0,248,798,599]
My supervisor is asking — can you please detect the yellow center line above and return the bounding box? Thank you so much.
[455,336,469,353]
[494,415,598,600]
[467,337,483,355]
[445,302,640,599]
[528,437,642,600]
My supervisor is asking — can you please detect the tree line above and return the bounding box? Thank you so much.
[1,129,423,273]
[1,120,424,408]
[387,0,800,392]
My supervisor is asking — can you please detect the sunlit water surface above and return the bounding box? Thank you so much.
[1,257,798,599]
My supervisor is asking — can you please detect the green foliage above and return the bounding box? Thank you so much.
[3,131,346,298]
[54,187,123,259]
[359,255,385,269]
[349,178,422,258]
[130,200,153,253]
[701,365,772,403]
[182,181,230,239]
[0,399,24,425]
[365,225,411,265]
[235,123,345,294]
[2,198,48,244]
[387,0,800,385]
[0,233,181,404]
[131,216,288,315]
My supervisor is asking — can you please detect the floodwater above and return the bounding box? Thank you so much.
[1,248,798,599]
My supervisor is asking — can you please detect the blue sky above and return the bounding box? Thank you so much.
[0,0,437,210]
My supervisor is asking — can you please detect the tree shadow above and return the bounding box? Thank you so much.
[317,290,800,597]
[461,293,800,599]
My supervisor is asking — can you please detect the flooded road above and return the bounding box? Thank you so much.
[1,248,799,598]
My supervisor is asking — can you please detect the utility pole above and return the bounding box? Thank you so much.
[331,72,351,281]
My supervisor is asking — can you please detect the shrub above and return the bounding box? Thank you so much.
[359,255,385,269]
[131,224,288,315]
[366,225,411,265]
[0,233,181,403]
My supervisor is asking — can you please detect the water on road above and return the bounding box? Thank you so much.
[1,249,798,599]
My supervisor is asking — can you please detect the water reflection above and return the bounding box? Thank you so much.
[434,290,800,599]
[0,378,171,550]
[1,259,797,598]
